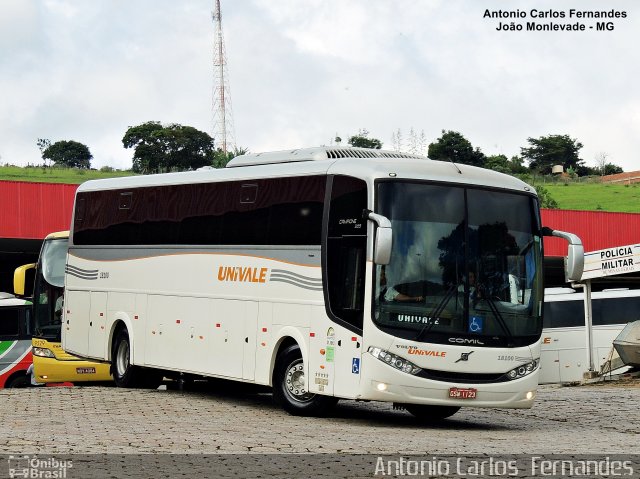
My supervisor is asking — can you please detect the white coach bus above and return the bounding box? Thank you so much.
[540,287,640,384]
[62,147,582,419]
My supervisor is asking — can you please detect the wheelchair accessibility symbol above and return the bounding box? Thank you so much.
[352,358,360,374]
[468,316,484,334]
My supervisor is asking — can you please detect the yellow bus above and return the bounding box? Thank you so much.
[14,231,111,384]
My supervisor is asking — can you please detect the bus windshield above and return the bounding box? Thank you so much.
[33,237,68,341]
[373,182,543,348]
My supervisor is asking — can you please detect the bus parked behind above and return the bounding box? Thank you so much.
[0,292,32,388]
[14,231,111,385]
[540,287,640,383]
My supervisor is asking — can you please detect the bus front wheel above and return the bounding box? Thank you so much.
[404,404,460,421]
[272,345,337,416]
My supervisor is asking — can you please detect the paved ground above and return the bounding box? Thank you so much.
[1,379,639,456]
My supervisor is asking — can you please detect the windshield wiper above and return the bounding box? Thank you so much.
[478,296,514,346]
[414,283,457,342]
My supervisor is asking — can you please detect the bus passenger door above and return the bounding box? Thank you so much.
[323,175,368,399]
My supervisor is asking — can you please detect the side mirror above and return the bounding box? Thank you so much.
[542,227,584,282]
[14,263,36,297]
[366,211,392,265]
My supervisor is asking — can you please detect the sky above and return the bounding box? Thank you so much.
[1,0,638,171]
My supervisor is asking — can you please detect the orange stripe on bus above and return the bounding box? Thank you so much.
[68,251,321,268]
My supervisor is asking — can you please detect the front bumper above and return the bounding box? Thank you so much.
[359,354,537,408]
[33,356,112,384]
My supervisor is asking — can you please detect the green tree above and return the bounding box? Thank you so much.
[575,164,598,177]
[123,121,215,173]
[484,154,510,173]
[520,134,584,175]
[122,121,164,173]
[41,140,92,169]
[507,155,529,175]
[348,129,382,149]
[211,146,249,168]
[535,185,558,209]
[36,138,51,166]
[602,163,624,175]
[593,152,623,176]
[427,130,486,167]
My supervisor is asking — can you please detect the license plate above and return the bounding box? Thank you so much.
[449,387,477,399]
[76,367,96,374]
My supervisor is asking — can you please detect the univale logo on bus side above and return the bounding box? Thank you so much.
[217,266,269,283]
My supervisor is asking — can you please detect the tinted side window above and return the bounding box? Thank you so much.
[593,297,640,326]
[325,175,368,331]
[543,300,584,328]
[544,296,640,329]
[73,176,326,246]
[269,201,324,245]
[0,308,21,338]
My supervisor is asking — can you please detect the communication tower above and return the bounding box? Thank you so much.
[212,0,236,153]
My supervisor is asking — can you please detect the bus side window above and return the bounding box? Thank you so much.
[0,308,21,339]
[325,175,367,332]
[543,300,584,328]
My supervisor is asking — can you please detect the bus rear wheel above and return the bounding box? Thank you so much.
[404,404,460,421]
[272,345,337,416]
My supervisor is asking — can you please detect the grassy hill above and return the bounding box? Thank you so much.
[1,166,639,213]
[0,166,134,184]
[541,183,640,213]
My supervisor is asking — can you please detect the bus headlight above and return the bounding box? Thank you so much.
[368,347,422,375]
[33,347,55,358]
[505,359,539,380]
